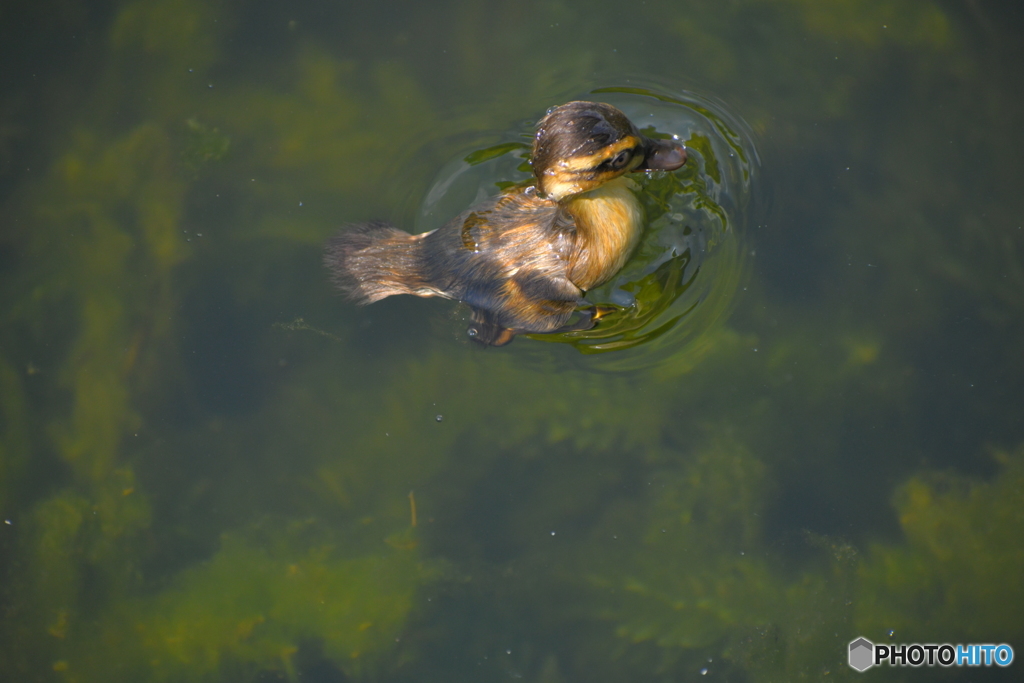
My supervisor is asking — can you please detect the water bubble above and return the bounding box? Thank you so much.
[435,415,443,422]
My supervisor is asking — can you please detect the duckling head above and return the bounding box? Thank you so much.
[531,101,687,201]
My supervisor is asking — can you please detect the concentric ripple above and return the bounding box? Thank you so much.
[417,85,761,371]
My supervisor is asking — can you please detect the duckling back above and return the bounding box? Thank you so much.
[325,190,584,346]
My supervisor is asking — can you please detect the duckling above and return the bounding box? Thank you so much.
[324,101,687,346]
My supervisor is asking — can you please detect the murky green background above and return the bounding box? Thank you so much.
[2,1,1023,681]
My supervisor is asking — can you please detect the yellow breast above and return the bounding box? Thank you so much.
[565,176,644,291]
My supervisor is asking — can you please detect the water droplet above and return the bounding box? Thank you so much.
[435,415,443,422]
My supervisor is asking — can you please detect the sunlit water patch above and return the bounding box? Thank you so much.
[415,85,760,371]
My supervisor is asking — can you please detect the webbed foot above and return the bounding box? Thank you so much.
[551,305,618,333]
[467,308,517,346]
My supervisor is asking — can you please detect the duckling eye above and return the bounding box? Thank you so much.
[608,150,632,170]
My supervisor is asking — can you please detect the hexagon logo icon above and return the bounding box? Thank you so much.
[849,637,874,671]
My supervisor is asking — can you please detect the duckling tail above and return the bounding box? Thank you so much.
[324,222,433,304]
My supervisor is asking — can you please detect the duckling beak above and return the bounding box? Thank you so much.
[638,137,687,171]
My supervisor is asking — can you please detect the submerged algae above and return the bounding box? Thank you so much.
[568,414,1024,681]
[0,0,449,679]
[591,437,777,652]
[857,446,1024,645]
[573,432,860,681]
[0,121,186,678]
[0,358,29,519]
[56,522,427,682]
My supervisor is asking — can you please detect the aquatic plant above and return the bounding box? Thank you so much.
[0,358,28,520]
[572,431,863,681]
[590,436,778,652]
[50,520,427,682]
[0,1,445,679]
[0,116,186,678]
[857,446,1024,645]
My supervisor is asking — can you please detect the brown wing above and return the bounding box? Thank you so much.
[418,188,586,340]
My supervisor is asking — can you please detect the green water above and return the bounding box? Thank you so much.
[1,1,1022,681]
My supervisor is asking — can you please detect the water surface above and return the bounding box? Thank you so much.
[1,1,1022,681]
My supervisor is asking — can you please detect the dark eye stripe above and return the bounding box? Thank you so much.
[600,147,637,171]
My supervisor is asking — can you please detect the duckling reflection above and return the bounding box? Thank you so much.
[324,101,687,346]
